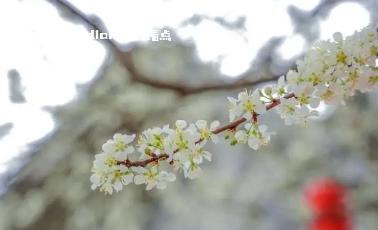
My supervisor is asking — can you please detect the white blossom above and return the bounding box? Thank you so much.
[133,166,176,190]
[235,123,274,150]
[137,125,172,159]
[315,83,344,105]
[102,133,135,160]
[277,97,319,126]
[272,75,287,97]
[227,89,266,122]
[276,97,299,125]
[195,120,220,143]
[90,155,134,195]
[291,83,320,108]
[239,90,266,119]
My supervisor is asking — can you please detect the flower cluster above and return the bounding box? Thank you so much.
[90,26,378,194]
[91,120,219,194]
[90,134,136,194]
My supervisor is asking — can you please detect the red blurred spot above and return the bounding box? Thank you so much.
[304,178,352,230]
[309,215,351,230]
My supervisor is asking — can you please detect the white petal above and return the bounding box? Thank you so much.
[102,141,115,153]
[122,174,134,185]
[90,174,101,185]
[227,96,238,104]
[102,183,113,195]
[115,151,127,161]
[248,138,259,150]
[309,98,320,108]
[210,120,220,130]
[235,131,247,142]
[310,110,319,116]
[134,175,146,185]
[118,165,128,172]
[333,32,343,42]
[251,90,260,99]
[229,111,236,122]
[113,181,123,192]
[124,146,135,154]
[123,134,136,143]
[187,124,198,133]
[146,181,157,190]
[176,120,187,129]
[278,75,285,85]
[297,106,309,116]
[113,133,122,140]
[91,183,98,190]
[203,151,212,161]
[195,120,207,129]
[166,173,176,182]
[157,182,167,190]
[162,124,171,133]
[160,171,176,182]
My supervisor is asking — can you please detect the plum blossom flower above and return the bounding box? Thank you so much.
[315,83,344,105]
[235,123,274,150]
[228,89,266,121]
[133,166,176,190]
[276,97,299,125]
[171,120,199,152]
[238,90,266,119]
[137,125,171,158]
[195,120,220,143]
[90,158,133,194]
[102,133,135,160]
[291,83,320,108]
[272,75,287,97]
[275,97,318,126]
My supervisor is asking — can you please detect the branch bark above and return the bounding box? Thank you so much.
[50,0,282,96]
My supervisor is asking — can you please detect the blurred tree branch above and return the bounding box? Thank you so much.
[49,0,282,96]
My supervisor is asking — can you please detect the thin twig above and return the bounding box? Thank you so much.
[119,93,296,168]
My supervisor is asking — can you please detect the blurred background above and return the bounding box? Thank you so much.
[0,0,377,229]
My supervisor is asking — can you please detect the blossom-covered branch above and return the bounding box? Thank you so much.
[90,26,378,194]
[117,92,295,169]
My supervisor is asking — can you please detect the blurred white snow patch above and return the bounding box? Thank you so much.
[281,0,322,11]
[219,52,251,77]
[0,0,105,186]
[277,35,306,60]
[320,2,370,40]
[0,106,55,173]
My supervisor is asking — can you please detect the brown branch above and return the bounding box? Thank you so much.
[121,154,169,167]
[119,92,296,168]
[50,0,282,96]
[48,0,118,50]
[121,51,282,95]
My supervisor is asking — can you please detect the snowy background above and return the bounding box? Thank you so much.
[0,0,377,229]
